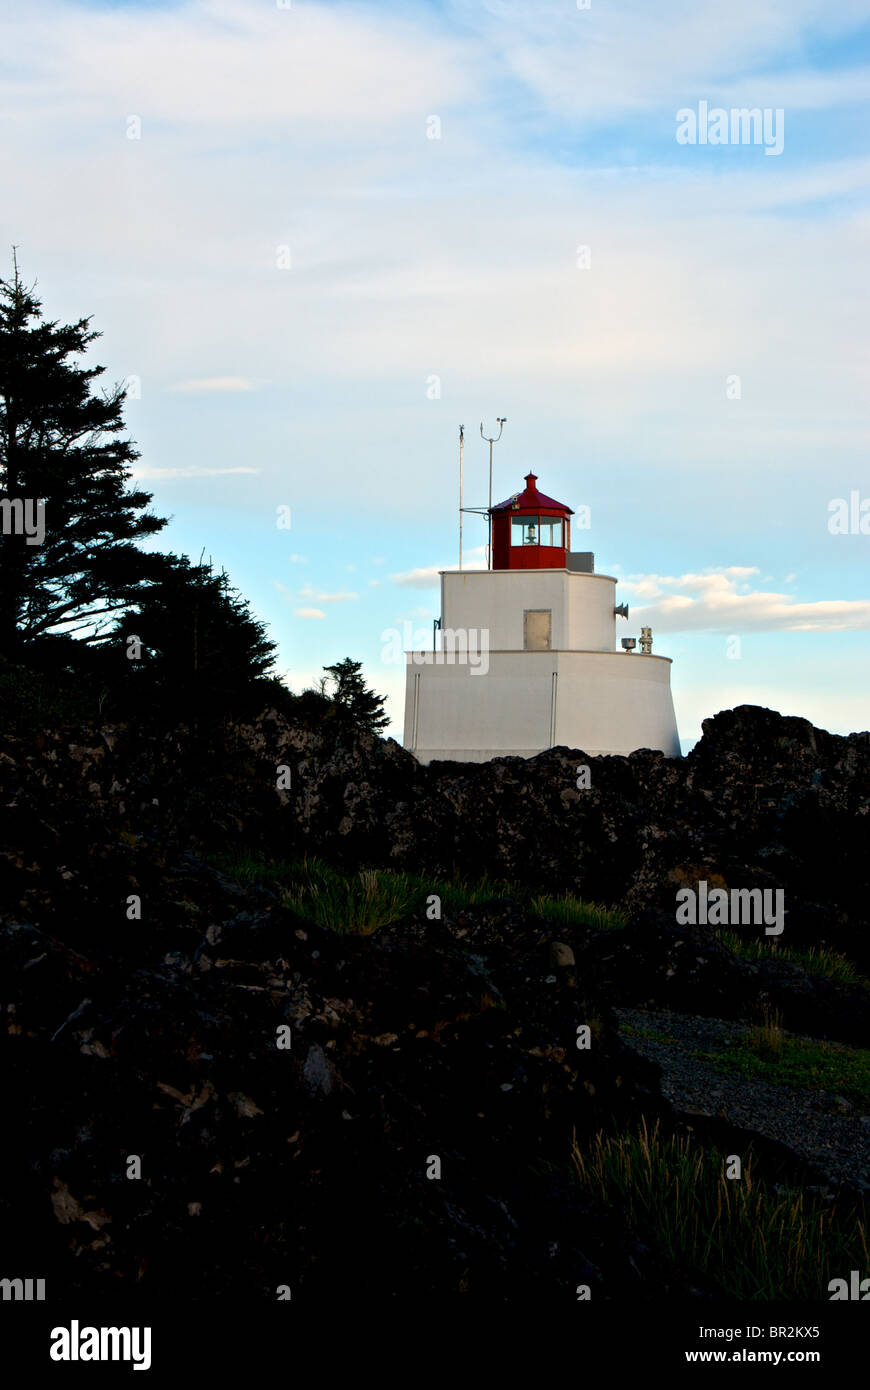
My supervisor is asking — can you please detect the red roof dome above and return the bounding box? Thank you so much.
[491,472,573,515]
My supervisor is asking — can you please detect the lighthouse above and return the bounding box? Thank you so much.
[402,471,681,763]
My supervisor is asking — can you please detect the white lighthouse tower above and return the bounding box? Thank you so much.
[402,470,680,763]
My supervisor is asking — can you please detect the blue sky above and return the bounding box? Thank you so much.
[1,0,868,748]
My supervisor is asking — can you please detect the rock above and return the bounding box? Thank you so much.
[549,941,575,969]
[302,1044,334,1096]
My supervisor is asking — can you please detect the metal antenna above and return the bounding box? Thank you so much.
[480,417,506,569]
[458,425,464,571]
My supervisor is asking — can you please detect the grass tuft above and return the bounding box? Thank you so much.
[715,929,868,987]
[529,894,625,932]
[749,1004,784,1061]
[572,1117,868,1300]
[281,860,419,936]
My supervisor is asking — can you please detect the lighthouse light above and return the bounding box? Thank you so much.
[524,522,538,545]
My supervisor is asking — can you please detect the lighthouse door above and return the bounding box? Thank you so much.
[524,609,552,651]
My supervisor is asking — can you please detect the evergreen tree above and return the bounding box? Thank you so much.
[322,657,389,732]
[104,552,277,717]
[0,253,167,655]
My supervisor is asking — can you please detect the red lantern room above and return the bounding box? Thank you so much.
[490,472,573,570]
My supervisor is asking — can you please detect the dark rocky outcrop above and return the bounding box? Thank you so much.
[2,702,867,961]
[1,703,868,1299]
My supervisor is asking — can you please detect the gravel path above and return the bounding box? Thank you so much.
[615,1007,870,1193]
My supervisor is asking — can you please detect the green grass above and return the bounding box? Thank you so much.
[692,1032,870,1108]
[209,851,623,937]
[210,853,420,935]
[529,893,626,932]
[422,873,517,916]
[715,929,868,987]
[572,1117,868,1300]
[282,863,420,936]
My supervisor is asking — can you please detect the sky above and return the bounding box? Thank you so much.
[1,0,868,750]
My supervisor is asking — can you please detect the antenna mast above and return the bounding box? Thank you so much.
[480,418,506,569]
[458,425,464,570]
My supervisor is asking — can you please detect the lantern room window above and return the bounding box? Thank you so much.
[511,515,563,547]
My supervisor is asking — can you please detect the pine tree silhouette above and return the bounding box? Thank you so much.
[322,657,389,732]
[0,251,167,657]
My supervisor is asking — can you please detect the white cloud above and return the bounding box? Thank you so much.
[623,567,870,632]
[392,567,442,589]
[463,0,870,122]
[4,1,475,132]
[294,607,327,620]
[619,566,760,600]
